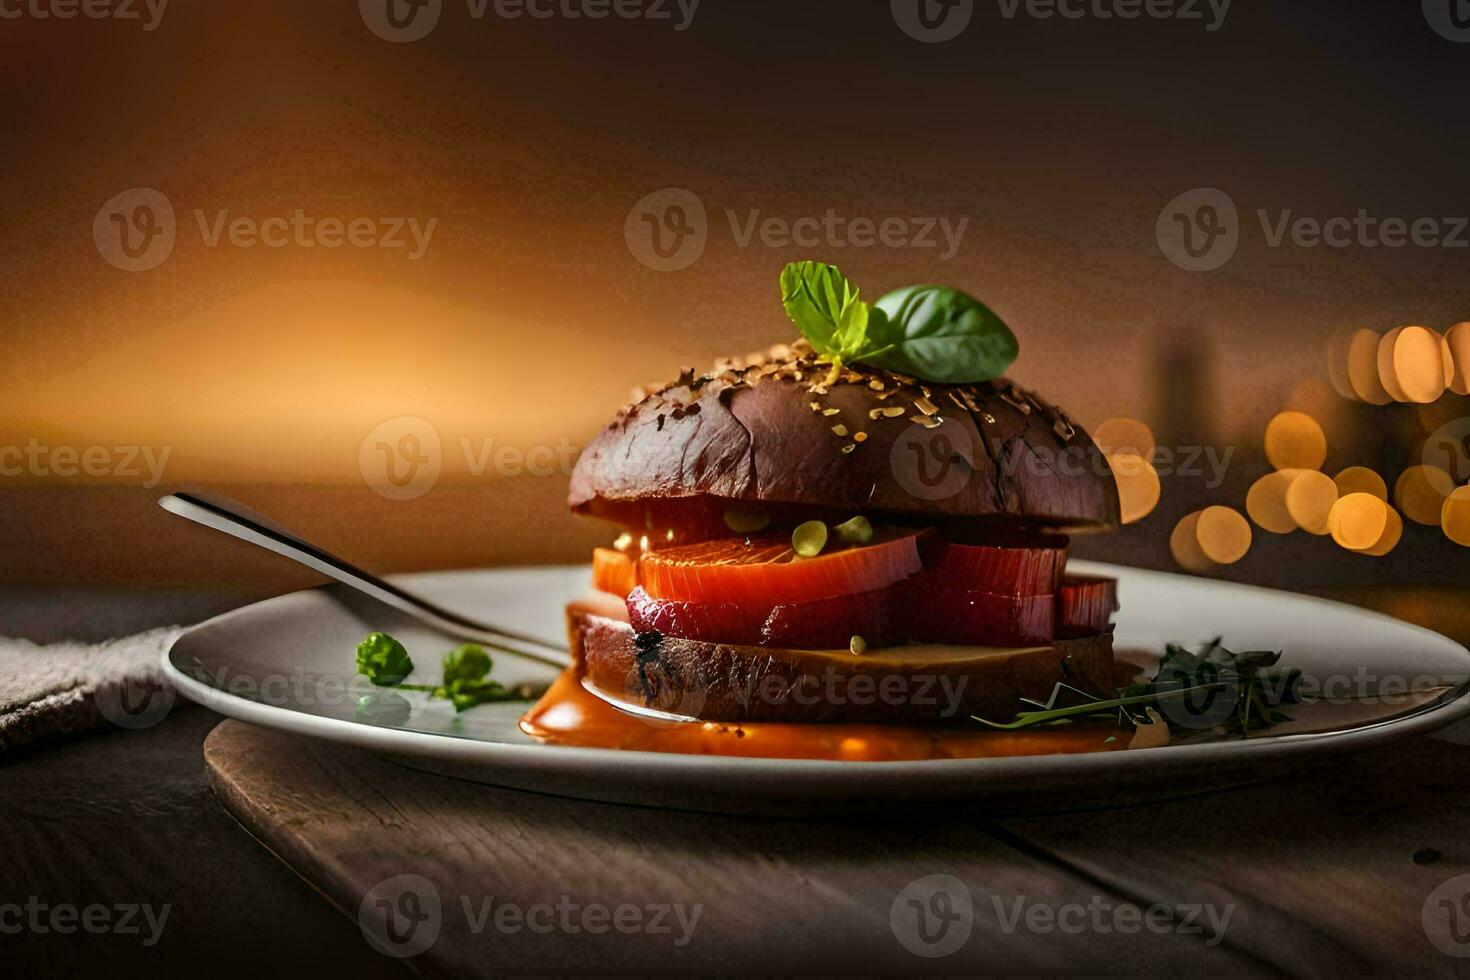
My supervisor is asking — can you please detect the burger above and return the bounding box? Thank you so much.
[556,262,1122,735]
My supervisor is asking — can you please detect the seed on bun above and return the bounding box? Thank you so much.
[554,265,1126,736]
[569,343,1120,530]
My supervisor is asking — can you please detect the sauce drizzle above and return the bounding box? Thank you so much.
[520,666,1127,762]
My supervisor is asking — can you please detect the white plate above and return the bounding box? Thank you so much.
[164,562,1470,814]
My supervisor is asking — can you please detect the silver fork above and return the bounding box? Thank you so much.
[157,491,568,669]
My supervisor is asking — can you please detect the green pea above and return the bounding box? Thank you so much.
[723,505,771,534]
[833,515,873,546]
[792,520,828,557]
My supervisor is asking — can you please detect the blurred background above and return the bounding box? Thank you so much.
[2,0,1468,627]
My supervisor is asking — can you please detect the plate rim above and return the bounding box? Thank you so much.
[163,562,1470,784]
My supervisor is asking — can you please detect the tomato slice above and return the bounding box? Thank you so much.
[639,530,924,606]
[621,528,1088,648]
[627,585,899,649]
[592,547,638,597]
[760,587,899,649]
[1057,575,1118,637]
[906,584,1055,646]
[918,539,1067,596]
[626,586,763,644]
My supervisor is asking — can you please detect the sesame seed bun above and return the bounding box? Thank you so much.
[569,347,1120,531]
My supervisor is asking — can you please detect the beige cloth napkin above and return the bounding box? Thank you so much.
[0,627,183,752]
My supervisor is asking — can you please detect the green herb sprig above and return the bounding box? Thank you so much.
[779,261,1019,385]
[355,632,530,713]
[1123,639,1294,736]
[974,639,1296,736]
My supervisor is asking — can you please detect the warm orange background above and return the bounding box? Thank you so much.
[2,1,1468,591]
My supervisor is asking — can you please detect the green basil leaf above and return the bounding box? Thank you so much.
[780,261,869,360]
[835,288,870,357]
[861,284,1018,383]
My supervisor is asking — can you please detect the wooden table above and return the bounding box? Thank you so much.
[205,718,1470,976]
[8,582,1470,976]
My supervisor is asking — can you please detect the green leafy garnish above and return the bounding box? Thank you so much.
[778,261,1018,384]
[356,632,414,687]
[353,634,529,713]
[442,643,493,686]
[442,677,517,712]
[866,284,1018,384]
[1120,639,1292,736]
[974,639,1295,737]
[780,261,891,373]
[437,643,520,711]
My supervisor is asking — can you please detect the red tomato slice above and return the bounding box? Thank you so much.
[639,530,924,606]
[906,585,1055,646]
[918,539,1067,596]
[626,585,899,650]
[760,587,899,649]
[592,547,638,597]
[626,586,763,645]
[1057,575,1118,637]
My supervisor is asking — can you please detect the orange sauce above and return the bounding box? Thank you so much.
[519,666,1128,762]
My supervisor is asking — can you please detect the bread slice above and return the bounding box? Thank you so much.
[568,605,1117,727]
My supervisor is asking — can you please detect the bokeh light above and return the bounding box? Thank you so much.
[1264,411,1327,471]
[1347,328,1394,405]
[1395,464,1455,525]
[1446,322,1470,396]
[1285,470,1339,535]
[1443,486,1470,546]
[1333,466,1388,502]
[1169,511,1217,574]
[1326,327,1359,401]
[1356,505,1404,557]
[1196,505,1253,564]
[1093,418,1156,458]
[1284,377,1349,451]
[1378,325,1447,404]
[1297,319,1469,558]
[1107,452,1162,525]
[1328,492,1389,551]
[1376,327,1411,402]
[1247,469,1306,534]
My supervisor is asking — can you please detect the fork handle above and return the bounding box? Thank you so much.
[158,491,567,670]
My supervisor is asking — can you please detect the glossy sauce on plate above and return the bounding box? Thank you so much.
[519,666,1127,762]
